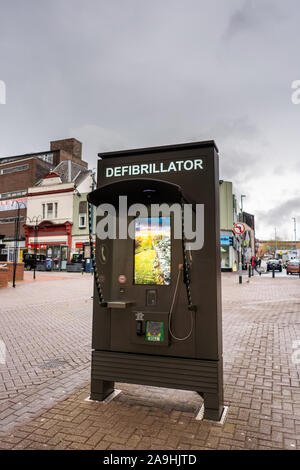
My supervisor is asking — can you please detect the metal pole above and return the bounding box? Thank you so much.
[238,236,242,284]
[33,223,37,280]
[32,216,42,280]
[13,216,17,288]
[292,217,297,243]
[12,204,20,288]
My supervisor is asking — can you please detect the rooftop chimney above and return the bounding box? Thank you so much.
[50,138,82,161]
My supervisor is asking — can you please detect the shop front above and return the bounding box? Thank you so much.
[1,240,26,263]
[220,232,239,272]
[24,221,72,271]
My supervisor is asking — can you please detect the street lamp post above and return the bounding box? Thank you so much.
[12,202,43,287]
[292,217,297,243]
[26,215,42,280]
[12,204,21,288]
[239,194,246,282]
[12,201,26,288]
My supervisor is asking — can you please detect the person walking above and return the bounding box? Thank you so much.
[251,255,261,276]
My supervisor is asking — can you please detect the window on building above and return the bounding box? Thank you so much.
[0,164,29,175]
[47,203,53,219]
[54,202,58,218]
[42,204,45,219]
[0,216,25,224]
[79,214,87,228]
[78,201,87,228]
[38,153,54,164]
[0,189,27,199]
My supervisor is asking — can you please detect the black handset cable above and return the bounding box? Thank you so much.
[88,202,107,307]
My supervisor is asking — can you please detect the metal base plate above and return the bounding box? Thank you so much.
[195,405,229,425]
[84,389,122,404]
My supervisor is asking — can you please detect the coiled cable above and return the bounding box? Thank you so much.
[168,267,194,342]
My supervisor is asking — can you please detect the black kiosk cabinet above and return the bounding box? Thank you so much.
[88,140,224,421]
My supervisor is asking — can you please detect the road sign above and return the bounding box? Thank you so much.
[233,222,246,235]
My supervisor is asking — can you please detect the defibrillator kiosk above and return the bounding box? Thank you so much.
[87,140,224,421]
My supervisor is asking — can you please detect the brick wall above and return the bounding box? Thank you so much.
[50,138,82,161]
[51,140,88,169]
[0,262,24,281]
[0,265,8,287]
[0,158,52,240]
[0,158,35,194]
[0,208,26,238]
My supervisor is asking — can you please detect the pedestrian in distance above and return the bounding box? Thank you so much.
[251,255,261,276]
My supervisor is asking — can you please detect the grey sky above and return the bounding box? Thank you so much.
[0,0,300,239]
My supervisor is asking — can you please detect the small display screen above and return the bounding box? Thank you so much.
[145,321,164,342]
[134,217,171,285]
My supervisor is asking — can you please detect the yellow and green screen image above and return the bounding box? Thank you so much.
[134,217,171,285]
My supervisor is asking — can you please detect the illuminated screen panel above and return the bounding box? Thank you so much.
[134,217,171,285]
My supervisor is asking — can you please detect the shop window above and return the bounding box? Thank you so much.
[221,246,230,269]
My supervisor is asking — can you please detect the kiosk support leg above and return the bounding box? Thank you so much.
[90,378,115,401]
[202,392,223,421]
[198,380,224,421]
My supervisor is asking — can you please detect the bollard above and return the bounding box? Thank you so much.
[248,265,251,278]
[272,265,275,278]
[238,262,242,284]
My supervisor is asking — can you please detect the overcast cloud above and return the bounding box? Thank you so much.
[0,0,300,239]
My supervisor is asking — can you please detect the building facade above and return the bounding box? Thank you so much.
[24,163,94,270]
[71,173,95,254]
[219,180,240,271]
[0,138,88,262]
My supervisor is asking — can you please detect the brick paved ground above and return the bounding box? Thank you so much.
[0,272,299,450]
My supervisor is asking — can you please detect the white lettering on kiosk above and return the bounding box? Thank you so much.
[105,159,204,178]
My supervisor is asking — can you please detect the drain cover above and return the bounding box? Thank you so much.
[39,358,68,370]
